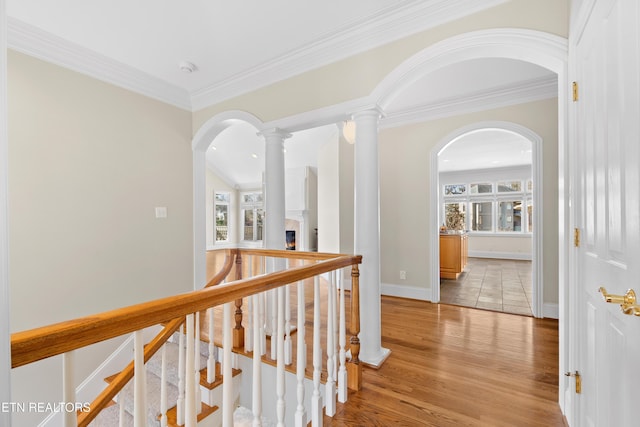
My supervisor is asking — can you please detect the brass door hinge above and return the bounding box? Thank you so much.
[565,371,582,394]
[573,81,579,102]
[574,228,580,247]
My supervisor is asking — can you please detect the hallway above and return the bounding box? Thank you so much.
[440,258,533,316]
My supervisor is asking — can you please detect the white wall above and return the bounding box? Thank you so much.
[8,50,194,425]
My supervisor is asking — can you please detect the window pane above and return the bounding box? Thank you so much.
[256,209,264,241]
[498,201,523,232]
[243,192,263,203]
[444,203,466,231]
[244,210,254,240]
[215,205,228,241]
[497,181,522,192]
[470,202,492,231]
[215,192,230,203]
[470,183,492,194]
[527,200,533,232]
[444,184,466,196]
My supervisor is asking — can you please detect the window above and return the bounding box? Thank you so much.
[470,201,493,231]
[497,180,522,192]
[469,183,492,194]
[241,192,263,241]
[497,200,522,231]
[214,192,230,242]
[443,177,533,234]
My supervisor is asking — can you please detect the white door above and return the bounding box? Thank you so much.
[573,0,640,426]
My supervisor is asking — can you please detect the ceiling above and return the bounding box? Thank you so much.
[6,0,556,187]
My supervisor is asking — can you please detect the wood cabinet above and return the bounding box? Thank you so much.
[439,233,468,279]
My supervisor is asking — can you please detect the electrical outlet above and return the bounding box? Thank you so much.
[400,270,406,280]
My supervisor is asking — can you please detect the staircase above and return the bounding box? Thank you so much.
[89,335,241,427]
[10,249,363,427]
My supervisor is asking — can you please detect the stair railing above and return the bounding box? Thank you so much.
[10,249,362,427]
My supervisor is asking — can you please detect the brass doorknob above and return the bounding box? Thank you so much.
[598,287,640,316]
[598,287,636,305]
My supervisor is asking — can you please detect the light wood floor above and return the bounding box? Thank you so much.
[324,296,564,426]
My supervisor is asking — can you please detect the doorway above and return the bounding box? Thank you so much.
[436,127,536,316]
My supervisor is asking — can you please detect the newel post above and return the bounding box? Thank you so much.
[347,264,362,391]
[233,252,245,348]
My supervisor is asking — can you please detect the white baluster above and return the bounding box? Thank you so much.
[133,330,147,427]
[252,293,263,427]
[270,287,277,360]
[185,314,197,427]
[194,311,202,414]
[285,280,292,365]
[325,272,336,416]
[260,289,266,356]
[337,269,348,403]
[222,302,233,427]
[160,344,168,427]
[311,275,323,426]
[118,392,124,427]
[245,255,254,352]
[332,271,338,381]
[207,307,216,384]
[62,351,77,427]
[277,286,286,427]
[177,323,185,425]
[295,279,307,427]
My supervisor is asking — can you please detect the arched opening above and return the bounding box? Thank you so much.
[432,123,543,317]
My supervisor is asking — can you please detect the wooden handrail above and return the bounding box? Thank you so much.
[205,248,237,288]
[11,253,362,368]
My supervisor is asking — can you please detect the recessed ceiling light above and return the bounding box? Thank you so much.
[178,61,197,73]
[210,146,217,150]
[251,153,258,159]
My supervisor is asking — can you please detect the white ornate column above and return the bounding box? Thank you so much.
[0,1,12,422]
[260,128,291,251]
[352,109,390,367]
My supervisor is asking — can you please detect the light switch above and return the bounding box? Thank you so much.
[155,207,167,219]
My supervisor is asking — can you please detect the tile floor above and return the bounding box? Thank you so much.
[440,257,533,316]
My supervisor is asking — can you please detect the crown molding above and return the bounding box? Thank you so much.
[7,18,192,111]
[190,0,508,110]
[381,75,558,129]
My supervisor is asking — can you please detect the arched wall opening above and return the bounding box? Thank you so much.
[430,122,544,316]
[192,111,264,289]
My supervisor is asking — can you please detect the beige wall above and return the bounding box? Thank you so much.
[8,50,194,425]
[379,98,559,303]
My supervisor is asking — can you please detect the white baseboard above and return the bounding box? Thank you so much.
[543,303,559,319]
[381,283,431,301]
[468,250,532,261]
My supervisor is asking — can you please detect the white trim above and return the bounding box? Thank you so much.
[468,251,532,261]
[190,0,507,110]
[381,283,431,301]
[7,18,192,111]
[543,303,559,319]
[382,74,557,129]
[0,0,12,421]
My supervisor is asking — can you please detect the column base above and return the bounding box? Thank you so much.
[359,347,391,369]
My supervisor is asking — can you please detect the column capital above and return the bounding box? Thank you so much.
[348,105,385,121]
[258,127,292,141]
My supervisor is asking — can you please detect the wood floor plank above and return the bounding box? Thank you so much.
[324,297,564,426]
